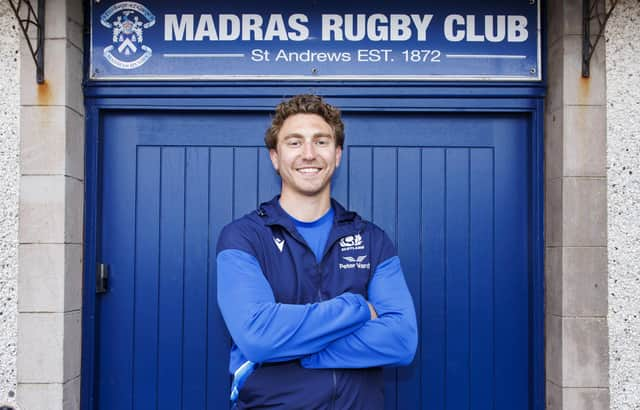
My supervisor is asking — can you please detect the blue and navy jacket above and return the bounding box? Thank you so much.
[216,196,417,409]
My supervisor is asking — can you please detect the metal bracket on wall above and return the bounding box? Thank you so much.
[6,0,45,83]
[582,0,617,77]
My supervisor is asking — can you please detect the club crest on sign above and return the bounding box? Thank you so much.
[100,2,155,69]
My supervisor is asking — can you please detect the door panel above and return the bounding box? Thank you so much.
[96,110,531,409]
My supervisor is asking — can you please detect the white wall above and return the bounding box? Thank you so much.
[606,0,640,408]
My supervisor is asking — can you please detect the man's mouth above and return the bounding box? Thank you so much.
[296,167,322,174]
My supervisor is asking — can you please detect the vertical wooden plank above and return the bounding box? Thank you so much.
[157,147,186,410]
[469,148,495,410]
[98,115,136,410]
[208,147,234,409]
[348,147,372,220]
[258,147,281,204]
[445,148,470,410]
[421,148,446,410]
[132,147,161,410]
[372,147,397,409]
[372,147,397,242]
[234,148,259,218]
[494,123,530,409]
[182,147,209,409]
[396,148,421,410]
[332,144,348,206]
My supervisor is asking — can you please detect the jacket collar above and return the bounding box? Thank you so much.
[257,195,359,228]
[258,195,363,259]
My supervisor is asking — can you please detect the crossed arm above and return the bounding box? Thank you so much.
[216,249,417,368]
[301,256,417,368]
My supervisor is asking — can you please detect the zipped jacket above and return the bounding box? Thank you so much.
[216,196,418,409]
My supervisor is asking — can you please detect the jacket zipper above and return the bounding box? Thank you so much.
[286,231,337,407]
[331,370,337,409]
[274,223,357,407]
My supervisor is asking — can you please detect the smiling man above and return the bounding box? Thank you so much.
[216,94,417,409]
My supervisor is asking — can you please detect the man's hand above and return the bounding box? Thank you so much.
[367,302,378,320]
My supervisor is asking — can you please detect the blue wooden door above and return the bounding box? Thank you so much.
[95,109,531,409]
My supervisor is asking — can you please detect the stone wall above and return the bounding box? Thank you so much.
[606,0,640,409]
[0,2,20,407]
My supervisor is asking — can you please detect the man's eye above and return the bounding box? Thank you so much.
[287,140,301,147]
[316,139,330,146]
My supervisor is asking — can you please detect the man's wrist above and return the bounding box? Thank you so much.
[367,302,378,320]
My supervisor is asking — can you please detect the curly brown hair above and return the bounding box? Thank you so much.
[265,94,345,150]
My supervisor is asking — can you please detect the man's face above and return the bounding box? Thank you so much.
[269,113,342,199]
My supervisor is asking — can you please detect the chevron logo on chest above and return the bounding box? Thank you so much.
[273,237,285,252]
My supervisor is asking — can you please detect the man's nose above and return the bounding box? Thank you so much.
[302,141,316,159]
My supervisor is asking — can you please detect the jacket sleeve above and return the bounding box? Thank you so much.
[300,256,418,368]
[217,248,371,363]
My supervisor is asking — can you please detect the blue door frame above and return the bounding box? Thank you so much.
[81,83,545,410]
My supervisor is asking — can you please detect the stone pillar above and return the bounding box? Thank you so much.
[16,0,84,409]
[545,0,609,408]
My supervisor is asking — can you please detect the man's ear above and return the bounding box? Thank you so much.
[269,148,279,173]
[335,146,343,168]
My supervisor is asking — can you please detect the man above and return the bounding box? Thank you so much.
[217,94,417,409]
